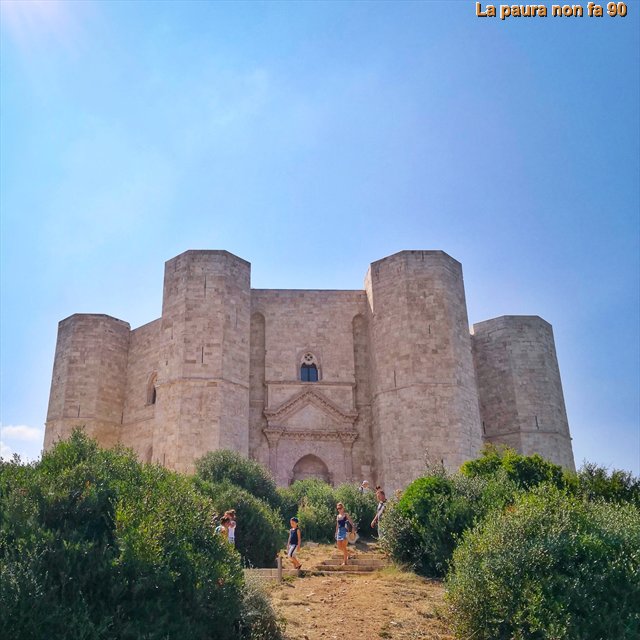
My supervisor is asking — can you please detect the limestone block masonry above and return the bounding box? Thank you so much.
[471,316,574,470]
[45,250,576,493]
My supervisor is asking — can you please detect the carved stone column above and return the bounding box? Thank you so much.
[263,427,284,478]
[339,431,358,482]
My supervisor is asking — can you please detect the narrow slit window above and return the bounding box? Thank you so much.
[147,373,158,405]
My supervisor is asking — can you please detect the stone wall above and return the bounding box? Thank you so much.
[45,314,130,450]
[152,251,251,472]
[120,318,161,463]
[251,289,369,486]
[472,316,575,470]
[43,250,575,488]
[249,312,268,466]
[366,251,484,492]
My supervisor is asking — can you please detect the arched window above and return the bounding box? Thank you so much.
[147,373,158,405]
[300,353,319,382]
[301,363,318,382]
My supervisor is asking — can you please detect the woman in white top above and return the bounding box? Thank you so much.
[371,489,386,536]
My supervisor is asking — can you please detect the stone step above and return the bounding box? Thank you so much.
[244,568,301,580]
[330,553,385,560]
[321,558,388,567]
[312,570,384,576]
[315,564,380,572]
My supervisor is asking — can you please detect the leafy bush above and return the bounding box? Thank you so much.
[575,462,640,506]
[195,449,280,510]
[460,444,566,491]
[382,469,521,577]
[277,479,338,542]
[194,479,285,567]
[276,486,299,522]
[274,479,379,543]
[381,448,569,578]
[381,475,475,576]
[467,467,520,511]
[281,478,336,513]
[237,574,286,640]
[0,430,277,640]
[297,499,335,544]
[446,487,640,640]
[461,447,640,506]
[275,480,379,542]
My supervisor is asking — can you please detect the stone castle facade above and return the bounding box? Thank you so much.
[44,250,575,492]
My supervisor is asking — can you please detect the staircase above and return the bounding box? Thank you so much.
[244,541,390,580]
[244,567,301,580]
[314,552,390,574]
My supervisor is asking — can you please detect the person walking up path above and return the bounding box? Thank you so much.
[335,503,355,565]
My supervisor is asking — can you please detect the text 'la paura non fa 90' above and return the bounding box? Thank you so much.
[476,2,628,19]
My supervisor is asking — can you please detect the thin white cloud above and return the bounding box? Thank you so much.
[0,425,43,462]
[1,424,44,442]
[0,441,13,458]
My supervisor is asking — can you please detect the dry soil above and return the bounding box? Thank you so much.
[267,543,454,640]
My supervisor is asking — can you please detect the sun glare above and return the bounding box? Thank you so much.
[1,0,82,53]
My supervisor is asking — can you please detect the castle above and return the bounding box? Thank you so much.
[44,250,575,492]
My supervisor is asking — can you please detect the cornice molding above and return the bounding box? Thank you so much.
[263,427,358,444]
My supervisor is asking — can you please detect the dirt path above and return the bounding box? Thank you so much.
[267,545,454,640]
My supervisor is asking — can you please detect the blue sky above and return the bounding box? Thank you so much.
[1,0,638,474]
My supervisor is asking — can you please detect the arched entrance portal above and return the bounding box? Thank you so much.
[291,454,330,485]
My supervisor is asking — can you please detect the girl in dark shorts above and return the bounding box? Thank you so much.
[287,517,302,570]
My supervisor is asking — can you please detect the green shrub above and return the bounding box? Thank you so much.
[276,479,338,542]
[374,498,415,555]
[382,475,475,576]
[461,444,566,491]
[195,450,280,510]
[382,470,521,577]
[275,479,379,543]
[468,467,521,512]
[575,462,640,506]
[0,430,259,640]
[398,475,454,521]
[237,574,286,640]
[297,498,335,543]
[283,478,336,513]
[446,487,640,640]
[194,479,285,568]
[276,486,299,522]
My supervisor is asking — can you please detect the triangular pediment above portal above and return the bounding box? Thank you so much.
[264,388,358,428]
[280,402,338,431]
